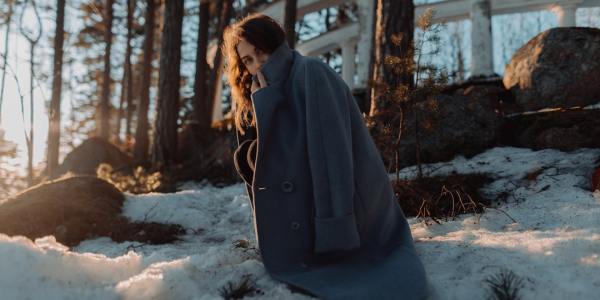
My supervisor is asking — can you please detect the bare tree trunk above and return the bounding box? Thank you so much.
[116,78,125,143]
[323,8,332,64]
[124,0,136,143]
[284,0,297,48]
[455,25,465,82]
[206,0,233,127]
[193,0,209,132]
[27,44,35,186]
[134,0,156,162]
[19,0,42,185]
[369,0,414,117]
[47,0,65,180]
[116,0,135,144]
[150,0,183,170]
[0,0,15,125]
[99,0,115,141]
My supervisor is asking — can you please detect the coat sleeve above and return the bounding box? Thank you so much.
[304,58,361,254]
[235,126,257,211]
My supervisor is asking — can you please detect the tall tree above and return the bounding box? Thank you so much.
[134,0,157,162]
[19,0,42,185]
[192,0,209,132]
[46,0,66,180]
[70,0,113,144]
[151,0,183,169]
[369,0,414,117]
[0,0,15,125]
[284,0,297,48]
[206,0,233,128]
[116,0,135,144]
[123,0,136,143]
[98,0,114,140]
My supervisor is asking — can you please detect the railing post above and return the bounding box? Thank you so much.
[470,0,494,78]
[341,40,357,89]
[553,1,581,27]
[356,0,375,89]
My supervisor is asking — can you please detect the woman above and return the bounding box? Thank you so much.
[222,13,431,300]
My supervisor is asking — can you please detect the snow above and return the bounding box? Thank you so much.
[399,147,600,299]
[1,146,600,299]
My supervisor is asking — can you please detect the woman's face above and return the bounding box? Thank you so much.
[236,38,269,76]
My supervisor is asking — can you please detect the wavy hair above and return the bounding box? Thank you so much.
[221,13,286,136]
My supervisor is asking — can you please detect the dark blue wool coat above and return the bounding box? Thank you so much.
[234,40,431,300]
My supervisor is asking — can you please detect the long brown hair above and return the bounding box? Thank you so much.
[221,13,286,136]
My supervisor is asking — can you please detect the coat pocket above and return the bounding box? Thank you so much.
[313,212,361,254]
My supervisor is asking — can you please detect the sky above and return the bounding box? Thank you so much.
[0,0,599,178]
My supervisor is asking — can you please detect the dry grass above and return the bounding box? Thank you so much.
[483,268,525,300]
[218,274,263,300]
[392,172,497,224]
[97,163,165,194]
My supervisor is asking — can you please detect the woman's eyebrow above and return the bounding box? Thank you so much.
[242,47,257,59]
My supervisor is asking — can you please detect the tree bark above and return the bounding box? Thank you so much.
[99,0,115,140]
[46,0,66,180]
[116,0,135,144]
[369,0,414,117]
[284,0,297,48]
[150,0,184,169]
[19,0,42,185]
[134,0,157,162]
[116,76,126,143]
[206,0,233,128]
[193,0,209,131]
[124,0,136,142]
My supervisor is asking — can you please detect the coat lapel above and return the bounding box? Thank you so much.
[250,40,296,176]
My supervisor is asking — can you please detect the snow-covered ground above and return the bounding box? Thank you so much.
[1,146,599,299]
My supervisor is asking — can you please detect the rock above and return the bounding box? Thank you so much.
[592,167,600,192]
[394,85,505,169]
[351,87,371,115]
[54,137,133,177]
[177,121,241,186]
[0,176,125,247]
[0,175,185,247]
[498,108,600,151]
[503,27,600,111]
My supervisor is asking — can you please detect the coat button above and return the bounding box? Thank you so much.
[280,180,294,192]
[291,221,300,230]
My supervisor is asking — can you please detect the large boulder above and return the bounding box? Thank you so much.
[498,108,600,151]
[0,176,185,247]
[503,27,600,111]
[394,85,505,169]
[0,176,125,247]
[177,120,240,186]
[55,137,133,177]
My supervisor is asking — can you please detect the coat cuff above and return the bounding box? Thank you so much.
[314,212,361,253]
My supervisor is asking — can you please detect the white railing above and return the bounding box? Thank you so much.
[211,0,599,122]
[258,0,600,88]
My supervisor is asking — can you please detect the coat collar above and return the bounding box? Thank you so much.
[259,40,294,86]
